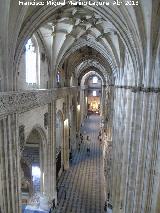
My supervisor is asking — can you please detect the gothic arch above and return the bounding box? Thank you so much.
[25,125,47,147]
[80,71,105,87]
[21,125,47,198]
[75,60,109,85]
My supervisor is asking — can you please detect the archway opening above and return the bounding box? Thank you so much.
[21,128,45,204]
[79,71,104,123]
[86,75,102,115]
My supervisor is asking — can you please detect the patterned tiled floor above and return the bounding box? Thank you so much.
[56,115,105,213]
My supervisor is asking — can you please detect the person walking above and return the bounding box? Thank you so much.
[49,199,56,213]
[69,152,72,162]
[86,135,91,155]
[78,142,81,152]
[81,135,83,143]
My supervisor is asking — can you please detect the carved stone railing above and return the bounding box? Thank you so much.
[0,87,79,116]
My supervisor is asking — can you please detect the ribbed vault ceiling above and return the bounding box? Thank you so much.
[15,2,147,86]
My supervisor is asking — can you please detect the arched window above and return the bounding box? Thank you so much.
[93,76,98,83]
[93,91,96,96]
[57,71,60,83]
[25,38,39,86]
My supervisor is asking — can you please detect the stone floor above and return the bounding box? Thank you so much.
[56,115,105,213]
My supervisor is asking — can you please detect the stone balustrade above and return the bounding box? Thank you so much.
[0,87,79,116]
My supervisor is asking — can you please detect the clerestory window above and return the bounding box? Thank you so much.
[25,38,39,85]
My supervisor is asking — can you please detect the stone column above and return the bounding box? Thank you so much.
[69,95,77,151]
[111,87,160,213]
[111,88,137,212]
[40,137,48,194]
[50,20,69,88]
[119,89,133,213]
[80,88,86,123]
[72,95,78,149]
[63,97,69,170]
[150,93,160,213]
[136,92,160,213]
[84,89,88,117]
[101,85,106,117]
[69,96,73,148]
[48,101,57,202]
[57,32,76,65]
[130,92,150,213]
[112,88,126,211]
[76,91,81,131]
[0,114,21,213]
[110,87,118,208]
[63,117,69,170]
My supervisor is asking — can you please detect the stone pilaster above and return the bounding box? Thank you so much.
[80,88,86,123]
[47,101,57,201]
[0,114,21,213]
[119,89,133,212]
[101,85,106,117]
[72,95,78,148]
[132,92,151,213]
[111,87,160,213]
[69,95,77,151]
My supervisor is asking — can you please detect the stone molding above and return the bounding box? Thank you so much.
[113,85,160,93]
[0,87,78,116]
